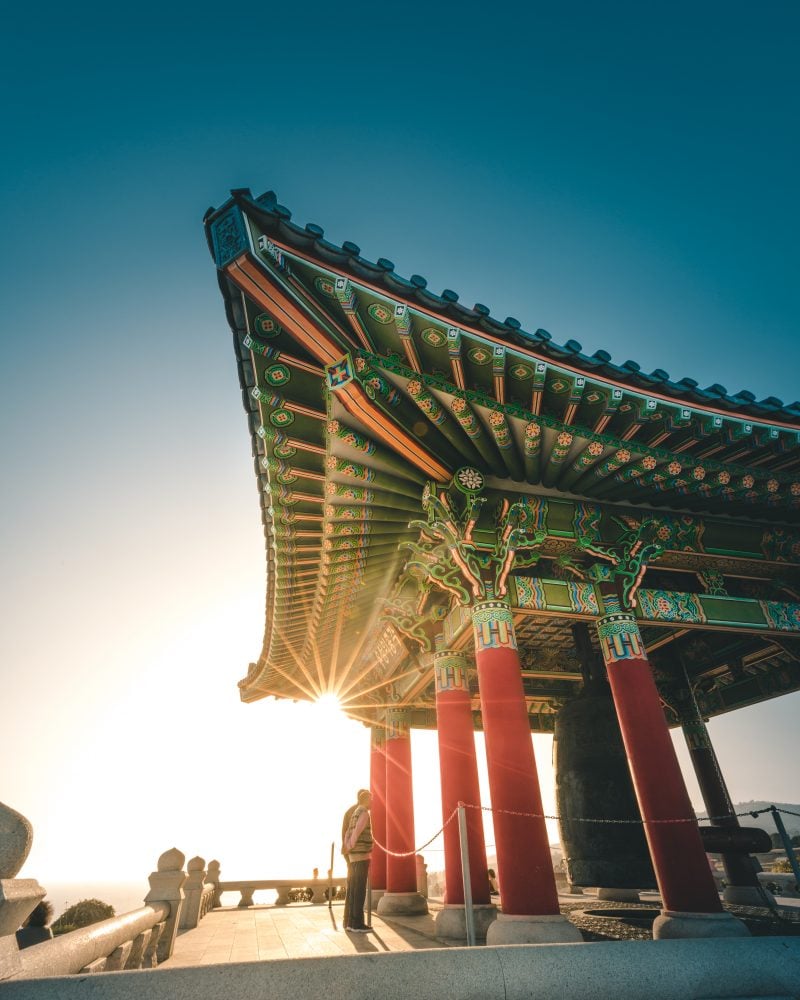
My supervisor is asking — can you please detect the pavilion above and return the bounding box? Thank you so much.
[204,188,800,944]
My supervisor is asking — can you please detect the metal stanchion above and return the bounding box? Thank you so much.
[457,803,476,947]
[328,841,334,909]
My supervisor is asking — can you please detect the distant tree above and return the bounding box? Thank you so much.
[23,900,54,928]
[791,834,800,847]
[771,833,784,849]
[16,900,55,949]
[52,898,115,936]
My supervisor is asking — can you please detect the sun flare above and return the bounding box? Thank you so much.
[314,692,343,718]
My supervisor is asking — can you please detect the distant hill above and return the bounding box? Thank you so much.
[698,802,800,837]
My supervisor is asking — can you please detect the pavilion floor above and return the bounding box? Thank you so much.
[160,892,800,967]
[160,900,457,967]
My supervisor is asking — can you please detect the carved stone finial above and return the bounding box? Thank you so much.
[157,847,186,873]
[0,801,33,878]
[187,856,205,873]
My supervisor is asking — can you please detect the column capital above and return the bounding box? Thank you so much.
[433,648,470,693]
[472,597,512,614]
[385,708,411,740]
[681,716,714,751]
[432,646,467,660]
[596,611,644,663]
[471,600,518,652]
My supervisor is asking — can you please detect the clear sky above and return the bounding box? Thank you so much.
[2,2,799,887]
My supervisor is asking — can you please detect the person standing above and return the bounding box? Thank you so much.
[342,788,373,932]
[341,798,358,926]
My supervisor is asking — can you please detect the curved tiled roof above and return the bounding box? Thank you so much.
[206,188,800,426]
[204,185,800,725]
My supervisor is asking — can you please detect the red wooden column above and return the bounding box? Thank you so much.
[376,710,427,916]
[434,648,490,907]
[596,588,747,937]
[369,726,387,894]
[433,647,496,940]
[472,600,580,944]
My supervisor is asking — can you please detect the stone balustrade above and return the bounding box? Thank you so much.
[16,903,171,977]
[216,877,347,907]
[196,858,348,909]
[0,809,196,984]
[1,808,350,986]
[179,856,216,930]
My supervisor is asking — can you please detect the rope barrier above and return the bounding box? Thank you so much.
[369,804,799,859]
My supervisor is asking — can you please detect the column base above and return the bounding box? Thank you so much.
[653,910,750,939]
[597,887,641,903]
[566,884,584,895]
[723,884,773,907]
[486,912,583,945]
[376,891,428,916]
[434,903,497,941]
[368,888,386,905]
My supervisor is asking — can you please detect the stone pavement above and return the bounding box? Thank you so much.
[160,892,800,968]
[161,901,454,966]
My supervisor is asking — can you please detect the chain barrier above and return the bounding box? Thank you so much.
[460,802,800,826]
[370,804,800,859]
[371,807,459,857]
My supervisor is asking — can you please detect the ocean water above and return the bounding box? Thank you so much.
[40,882,150,921]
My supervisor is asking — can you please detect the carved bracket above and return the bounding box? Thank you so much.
[401,469,547,606]
[576,515,667,609]
[381,594,448,652]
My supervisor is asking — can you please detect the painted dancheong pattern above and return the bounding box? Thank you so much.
[636,590,707,625]
[472,602,518,652]
[597,612,644,663]
[433,650,469,693]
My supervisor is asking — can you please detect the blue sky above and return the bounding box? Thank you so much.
[2,2,798,882]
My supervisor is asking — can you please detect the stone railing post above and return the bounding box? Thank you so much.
[144,848,186,963]
[0,880,46,981]
[206,860,221,908]
[0,802,45,982]
[416,855,428,898]
[179,856,206,929]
